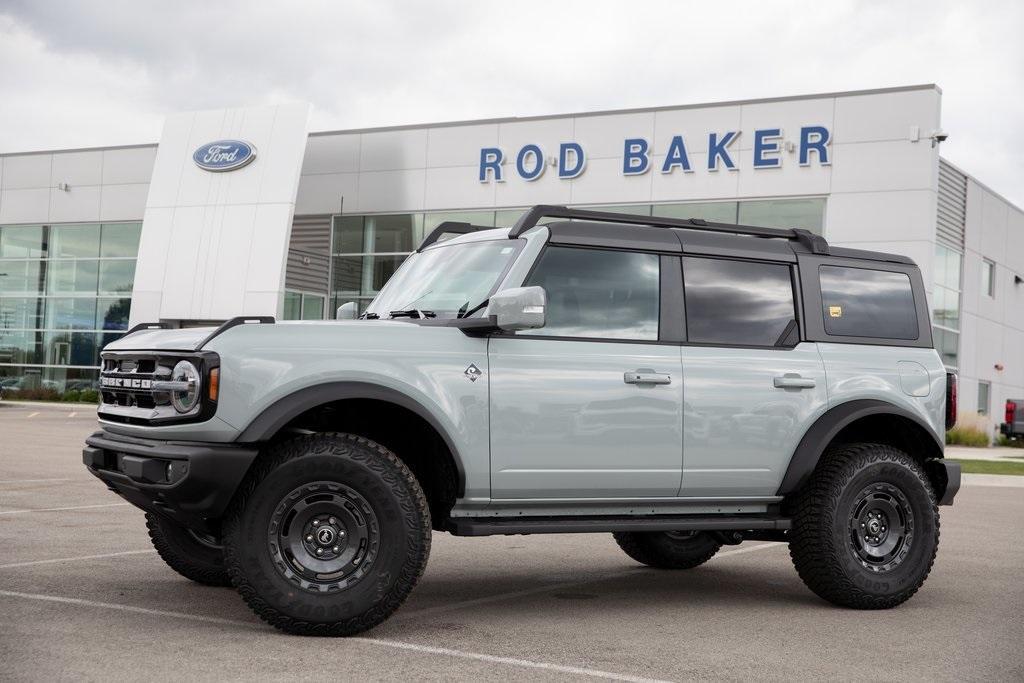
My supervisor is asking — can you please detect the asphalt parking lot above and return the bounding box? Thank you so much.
[1,401,1022,682]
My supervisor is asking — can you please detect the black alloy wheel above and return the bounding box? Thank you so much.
[268,482,380,592]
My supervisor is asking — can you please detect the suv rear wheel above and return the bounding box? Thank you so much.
[788,443,939,609]
[145,512,231,586]
[613,530,722,569]
[223,433,431,636]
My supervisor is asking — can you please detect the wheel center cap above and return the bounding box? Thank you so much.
[316,527,336,546]
[867,519,881,535]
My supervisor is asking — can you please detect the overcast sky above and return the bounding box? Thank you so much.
[1,1,1021,205]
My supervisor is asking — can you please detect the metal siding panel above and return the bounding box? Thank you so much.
[936,160,966,250]
[285,215,331,294]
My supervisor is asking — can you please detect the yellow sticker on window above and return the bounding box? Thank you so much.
[829,306,843,318]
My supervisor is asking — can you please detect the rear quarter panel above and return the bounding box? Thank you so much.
[817,342,947,443]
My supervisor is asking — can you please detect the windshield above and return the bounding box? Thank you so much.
[364,239,521,319]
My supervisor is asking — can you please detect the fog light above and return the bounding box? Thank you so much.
[170,361,201,413]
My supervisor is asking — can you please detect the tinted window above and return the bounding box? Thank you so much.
[819,266,918,340]
[525,247,659,340]
[682,257,796,346]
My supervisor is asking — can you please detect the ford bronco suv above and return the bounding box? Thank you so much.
[84,205,961,636]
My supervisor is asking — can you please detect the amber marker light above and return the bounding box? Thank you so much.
[208,367,220,402]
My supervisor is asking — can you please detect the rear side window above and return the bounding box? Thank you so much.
[682,257,796,346]
[525,246,659,340]
[819,265,918,340]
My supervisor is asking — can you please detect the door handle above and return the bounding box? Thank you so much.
[773,374,816,389]
[624,370,672,385]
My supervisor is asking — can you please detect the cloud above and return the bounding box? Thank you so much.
[0,0,1021,204]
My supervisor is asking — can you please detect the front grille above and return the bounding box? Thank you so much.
[98,350,219,426]
[100,356,172,410]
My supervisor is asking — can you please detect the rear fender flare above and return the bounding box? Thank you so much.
[776,399,943,496]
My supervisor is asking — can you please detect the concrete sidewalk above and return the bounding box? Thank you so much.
[946,444,1024,462]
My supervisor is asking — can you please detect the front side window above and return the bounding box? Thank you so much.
[524,247,659,340]
[682,257,796,346]
[819,266,918,340]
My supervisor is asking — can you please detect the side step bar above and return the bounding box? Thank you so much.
[448,515,791,537]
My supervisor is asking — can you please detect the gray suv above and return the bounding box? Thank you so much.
[83,205,961,636]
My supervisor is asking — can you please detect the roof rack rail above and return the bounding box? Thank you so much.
[418,222,484,251]
[195,316,275,350]
[124,322,172,336]
[508,204,829,255]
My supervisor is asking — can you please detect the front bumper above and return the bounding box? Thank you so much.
[83,430,258,533]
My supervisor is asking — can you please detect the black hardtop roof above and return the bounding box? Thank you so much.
[420,204,916,266]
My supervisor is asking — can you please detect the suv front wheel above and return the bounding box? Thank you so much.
[223,433,431,636]
[788,443,939,609]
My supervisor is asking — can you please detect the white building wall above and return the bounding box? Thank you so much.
[0,145,155,224]
[959,177,1024,427]
[129,103,310,325]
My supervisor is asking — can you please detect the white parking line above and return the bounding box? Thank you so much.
[0,478,71,484]
[68,412,77,418]
[26,412,39,418]
[0,549,157,570]
[0,502,130,515]
[397,541,785,622]
[0,589,672,682]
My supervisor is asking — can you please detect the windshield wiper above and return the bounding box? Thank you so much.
[457,299,489,319]
[359,312,379,320]
[389,309,436,319]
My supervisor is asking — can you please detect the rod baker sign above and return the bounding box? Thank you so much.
[478,126,830,182]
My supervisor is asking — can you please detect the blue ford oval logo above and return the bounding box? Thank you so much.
[192,140,257,172]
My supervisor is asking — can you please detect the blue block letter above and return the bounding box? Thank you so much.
[479,147,503,182]
[707,131,739,171]
[623,138,650,175]
[753,128,782,168]
[799,126,831,166]
[558,142,586,179]
[516,144,545,181]
[661,135,692,174]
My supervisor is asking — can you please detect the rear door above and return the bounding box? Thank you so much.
[677,255,828,498]
[488,247,684,499]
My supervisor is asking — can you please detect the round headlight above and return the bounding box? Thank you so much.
[170,361,201,413]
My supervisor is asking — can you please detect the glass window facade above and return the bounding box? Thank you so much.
[977,380,991,416]
[330,199,826,317]
[282,290,326,321]
[0,222,140,392]
[981,258,996,298]
[932,244,962,369]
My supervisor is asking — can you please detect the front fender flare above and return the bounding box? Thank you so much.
[235,381,466,495]
[776,399,944,497]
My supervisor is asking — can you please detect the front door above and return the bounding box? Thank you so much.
[488,246,683,499]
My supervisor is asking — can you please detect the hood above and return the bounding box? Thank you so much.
[104,326,217,352]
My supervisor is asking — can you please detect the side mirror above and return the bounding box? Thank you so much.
[336,302,359,320]
[487,286,546,331]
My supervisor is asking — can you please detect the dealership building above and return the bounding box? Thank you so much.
[0,84,1021,428]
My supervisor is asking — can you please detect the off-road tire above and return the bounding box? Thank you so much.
[223,433,431,636]
[613,531,722,569]
[788,443,939,609]
[145,512,232,586]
